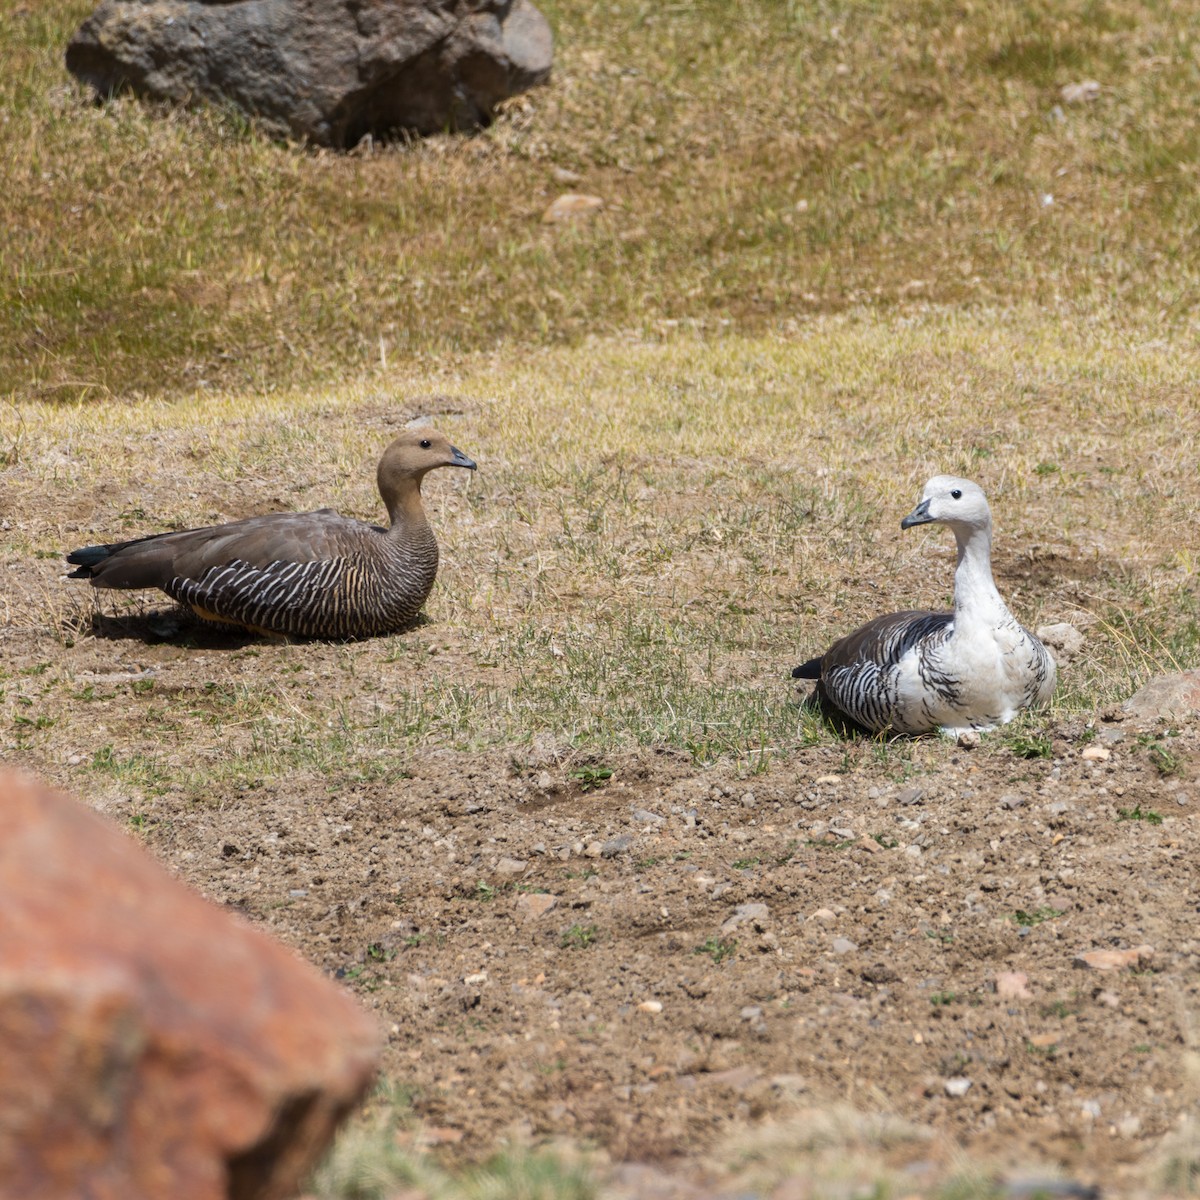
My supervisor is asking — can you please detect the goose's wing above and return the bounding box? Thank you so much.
[67,509,371,590]
[797,610,954,732]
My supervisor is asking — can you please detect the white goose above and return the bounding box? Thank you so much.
[792,476,1056,735]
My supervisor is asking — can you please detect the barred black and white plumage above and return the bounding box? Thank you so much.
[792,476,1057,736]
[66,428,476,639]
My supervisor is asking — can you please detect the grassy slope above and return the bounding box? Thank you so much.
[5,316,1198,785]
[3,0,1200,398]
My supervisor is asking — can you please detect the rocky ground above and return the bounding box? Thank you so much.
[12,624,1197,1194]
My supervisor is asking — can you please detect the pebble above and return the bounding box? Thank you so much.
[515,892,558,918]
[632,809,664,824]
[1060,80,1102,104]
[995,971,1032,1001]
[811,907,836,923]
[999,793,1025,810]
[1037,621,1085,662]
[897,786,924,806]
[637,1000,663,1014]
[494,857,527,878]
[1074,945,1154,971]
[1080,745,1110,762]
[831,937,858,955]
[956,731,981,749]
[541,193,604,223]
[601,834,634,857]
[740,791,756,808]
[944,1077,972,1097]
[739,1006,763,1021]
[721,903,770,934]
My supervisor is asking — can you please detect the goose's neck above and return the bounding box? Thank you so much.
[952,524,1007,620]
[384,481,429,533]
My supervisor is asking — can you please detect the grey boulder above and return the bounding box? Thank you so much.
[66,0,553,148]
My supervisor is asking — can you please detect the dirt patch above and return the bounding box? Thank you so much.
[7,611,1198,1188]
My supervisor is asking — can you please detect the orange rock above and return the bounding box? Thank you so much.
[0,770,380,1200]
[1073,945,1155,971]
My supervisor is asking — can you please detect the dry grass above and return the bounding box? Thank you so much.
[4,311,1199,786]
[5,1,1200,398]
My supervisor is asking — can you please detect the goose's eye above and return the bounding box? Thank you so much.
[951,489,962,499]
[420,439,432,449]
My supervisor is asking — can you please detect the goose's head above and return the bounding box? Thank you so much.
[378,428,476,495]
[900,476,991,534]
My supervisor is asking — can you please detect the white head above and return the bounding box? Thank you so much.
[900,476,992,535]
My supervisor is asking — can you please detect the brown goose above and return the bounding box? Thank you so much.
[67,428,477,638]
[792,476,1056,735]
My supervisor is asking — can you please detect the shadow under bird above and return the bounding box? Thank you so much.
[792,476,1056,735]
[66,428,477,639]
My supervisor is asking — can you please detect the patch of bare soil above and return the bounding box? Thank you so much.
[9,610,1198,1191]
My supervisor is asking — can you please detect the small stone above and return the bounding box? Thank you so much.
[494,857,527,878]
[956,731,981,749]
[1116,1114,1142,1137]
[944,1077,972,1097]
[637,1000,663,1014]
[740,792,756,808]
[811,907,836,923]
[739,1006,763,1021]
[999,794,1026,810]
[1060,80,1102,104]
[536,771,553,791]
[1074,945,1154,971]
[583,842,603,858]
[601,834,634,857]
[542,193,604,223]
[831,937,858,955]
[632,809,663,824]
[1037,622,1085,663]
[721,903,770,934]
[1080,745,1110,762]
[813,774,841,785]
[995,971,1032,1001]
[896,786,924,806]
[514,892,558,919]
